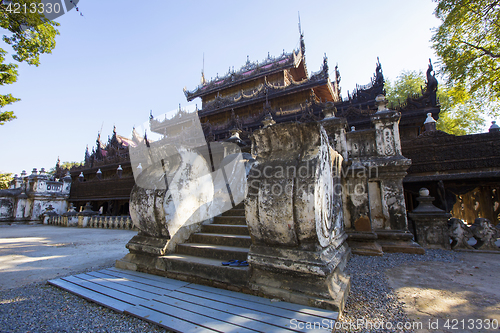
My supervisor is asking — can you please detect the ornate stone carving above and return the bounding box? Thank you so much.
[246,121,350,312]
[470,218,500,251]
[449,218,474,250]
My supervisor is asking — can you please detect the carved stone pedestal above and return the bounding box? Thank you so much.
[375,230,425,254]
[125,186,171,255]
[248,240,350,312]
[347,231,383,256]
[246,122,350,313]
[408,188,451,250]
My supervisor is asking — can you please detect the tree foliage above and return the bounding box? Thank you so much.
[432,0,500,107]
[59,161,83,169]
[48,161,82,176]
[385,70,484,135]
[0,172,13,189]
[0,0,59,125]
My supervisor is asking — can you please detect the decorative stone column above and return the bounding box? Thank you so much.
[408,188,451,249]
[246,121,350,312]
[320,102,348,161]
[369,96,423,254]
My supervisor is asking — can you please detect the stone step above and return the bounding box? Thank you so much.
[189,233,252,247]
[213,216,247,225]
[201,224,249,235]
[233,202,245,210]
[176,243,249,261]
[221,209,245,217]
[161,254,250,286]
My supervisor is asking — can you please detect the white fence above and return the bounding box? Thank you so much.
[47,215,136,230]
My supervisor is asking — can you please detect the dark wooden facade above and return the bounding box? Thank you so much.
[58,36,498,225]
[57,127,136,215]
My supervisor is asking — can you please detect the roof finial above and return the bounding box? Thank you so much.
[298,11,302,36]
[201,53,206,85]
[298,12,305,55]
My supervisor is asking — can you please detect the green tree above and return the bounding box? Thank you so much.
[59,161,82,169]
[385,70,484,135]
[432,0,500,114]
[0,0,59,125]
[385,70,427,107]
[0,172,13,189]
[48,160,82,176]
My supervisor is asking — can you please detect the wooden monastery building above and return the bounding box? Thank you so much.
[59,33,500,226]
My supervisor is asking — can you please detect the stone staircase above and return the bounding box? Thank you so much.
[161,203,251,287]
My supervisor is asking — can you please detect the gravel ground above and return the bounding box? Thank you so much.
[0,264,170,333]
[335,249,463,333]
[0,250,462,333]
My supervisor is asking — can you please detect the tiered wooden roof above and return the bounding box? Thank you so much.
[183,34,340,142]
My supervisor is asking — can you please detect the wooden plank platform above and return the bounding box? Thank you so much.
[48,268,338,333]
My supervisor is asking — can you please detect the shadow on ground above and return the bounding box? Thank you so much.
[386,252,500,333]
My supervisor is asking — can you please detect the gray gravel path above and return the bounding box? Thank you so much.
[335,249,462,332]
[0,249,462,333]
[0,265,169,333]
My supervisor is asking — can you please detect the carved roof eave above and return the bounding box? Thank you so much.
[149,111,199,133]
[318,79,337,102]
[208,104,325,136]
[184,50,304,101]
[198,73,328,118]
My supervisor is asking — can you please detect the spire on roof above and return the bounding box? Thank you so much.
[374,57,384,86]
[201,53,206,85]
[84,145,90,164]
[298,12,302,36]
[334,63,342,99]
[298,12,305,56]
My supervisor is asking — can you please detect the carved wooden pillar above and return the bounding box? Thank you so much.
[246,121,350,313]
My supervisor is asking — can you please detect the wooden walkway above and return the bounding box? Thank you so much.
[48,267,338,333]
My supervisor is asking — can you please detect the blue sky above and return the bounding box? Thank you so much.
[1,0,441,174]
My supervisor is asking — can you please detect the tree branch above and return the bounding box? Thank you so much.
[465,1,500,30]
[459,40,500,58]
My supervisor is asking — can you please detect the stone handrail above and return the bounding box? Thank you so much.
[87,216,136,230]
[47,215,136,230]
